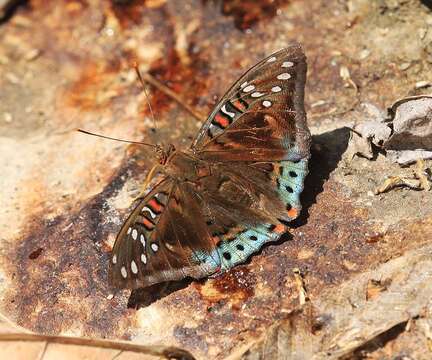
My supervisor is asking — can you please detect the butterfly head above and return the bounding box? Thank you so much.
[155,143,176,165]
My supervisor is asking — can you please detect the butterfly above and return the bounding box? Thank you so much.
[109,43,311,289]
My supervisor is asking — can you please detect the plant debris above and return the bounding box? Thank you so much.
[347,95,432,165]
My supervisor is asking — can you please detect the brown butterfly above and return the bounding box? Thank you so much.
[109,44,311,289]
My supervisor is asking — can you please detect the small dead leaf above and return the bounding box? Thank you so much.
[346,129,374,160]
[386,149,432,165]
[415,80,431,89]
[415,159,431,191]
[374,176,421,194]
[340,65,358,91]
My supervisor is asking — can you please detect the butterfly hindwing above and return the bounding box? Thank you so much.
[212,224,286,272]
[184,164,289,274]
[202,159,308,273]
[251,158,309,221]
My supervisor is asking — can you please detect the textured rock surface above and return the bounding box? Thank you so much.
[1,0,432,359]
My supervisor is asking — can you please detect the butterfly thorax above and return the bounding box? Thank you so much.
[155,143,176,165]
[163,150,211,183]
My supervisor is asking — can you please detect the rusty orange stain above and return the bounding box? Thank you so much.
[64,60,123,111]
[195,267,256,309]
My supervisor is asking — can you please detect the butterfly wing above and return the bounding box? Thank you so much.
[175,160,308,273]
[192,43,310,224]
[109,177,221,289]
[186,45,311,270]
[191,44,310,162]
[110,45,312,288]
[109,159,306,288]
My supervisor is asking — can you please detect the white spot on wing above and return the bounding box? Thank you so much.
[112,254,117,264]
[131,260,138,274]
[132,229,138,240]
[140,234,146,247]
[127,227,132,235]
[251,91,265,98]
[267,56,277,63]
[142,206,156,219]
[141,254,147,264]
[271,86,282,93]
[221,104,235,118]
[120,266,127,278]
[154,193,163,200]
[209,124,221,136]
[277,73,291,80]
[243,85,255,93]
[263,100,272,108]
[240,81,248,89]
[282,61,294,68]
[151,243,159,252]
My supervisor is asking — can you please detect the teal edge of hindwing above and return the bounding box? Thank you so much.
[192,158,309,274]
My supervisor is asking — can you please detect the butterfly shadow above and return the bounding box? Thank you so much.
[290,126,351,228]
[127,127,350,308]
[127,279,194,309]
[421,0,432,10]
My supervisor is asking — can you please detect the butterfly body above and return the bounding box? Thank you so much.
[110,44,311,289]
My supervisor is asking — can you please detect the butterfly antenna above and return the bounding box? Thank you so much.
[133,62,157,132]
[77,129,157,148]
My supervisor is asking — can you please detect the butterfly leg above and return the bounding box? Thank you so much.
[133,164,165,201]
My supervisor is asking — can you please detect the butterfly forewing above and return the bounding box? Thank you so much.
[191,44,310,162]
[110,178,221,289]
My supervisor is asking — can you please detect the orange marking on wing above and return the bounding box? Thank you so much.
[148,198,163,213]
[274,224,286,234]
[287,208,298,219]
[141,217,155,230]
[232,99,246,111]
[214,113,230,128]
